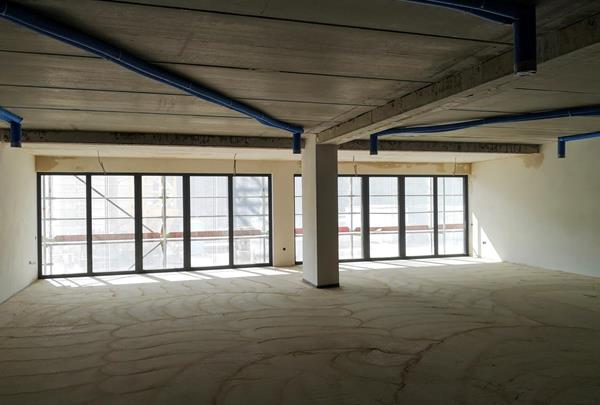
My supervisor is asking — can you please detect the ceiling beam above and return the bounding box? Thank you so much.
[0,129,539,154]
[340,139,539,154]
[316,12,600,145]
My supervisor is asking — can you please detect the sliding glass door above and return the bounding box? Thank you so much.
[91,175,136,273]
[437,177,467,255]
[405,177,435,257]
[233,176,271,265]
[369,177,399,259]
[190,176,229,267]
[293,174,467,262]
[39,173,272,276]
[40,175,88,276]
[141,176,184,270]
[338,177,363,260]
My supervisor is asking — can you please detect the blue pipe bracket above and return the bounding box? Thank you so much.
[369,105,600,157]
[0,106,23,147]
[0,0,304,152]
[403,0,537,75]
[557,131,600,158]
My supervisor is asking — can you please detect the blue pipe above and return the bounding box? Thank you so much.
[369,105,600,155]
[403,0,537,75]
[557,131,600,158]
[405,1,518,22]
[0,106,23,147]
[292,133,302,154]
[0,0,304,152]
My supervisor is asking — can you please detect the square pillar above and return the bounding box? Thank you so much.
[301,136,339,287]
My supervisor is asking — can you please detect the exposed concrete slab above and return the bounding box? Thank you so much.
[0,52,421,107]
[318,12,600,145]
[1,1,598,144]
[0,1,510,81]
[127,0,600,39]
[0,260,598,404]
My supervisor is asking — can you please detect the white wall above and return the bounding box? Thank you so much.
[0,145,38,303]
[471,141,600,277]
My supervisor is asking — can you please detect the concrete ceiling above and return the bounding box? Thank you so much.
[1,0,599,147]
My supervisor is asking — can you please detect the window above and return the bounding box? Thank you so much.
[190,176,229,267]
[338,176,363,260]
[233,176,270,265]
[91,175,135,273]
[437,177,466,255]
[40,175,87,276]
[294,176,303,262]
[369,177,399,258]
[39,173,272,277]
[405,177,435,256]
[293,174,467,262]
[141,176,184,270]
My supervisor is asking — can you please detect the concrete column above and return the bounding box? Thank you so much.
[301,136,339,287]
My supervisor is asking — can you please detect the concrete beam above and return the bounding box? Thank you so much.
[0,129,297,149]
[340,140,540,154]
[0,129,540,154]
[317,12,600,145]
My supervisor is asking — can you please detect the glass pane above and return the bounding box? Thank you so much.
[369,177,399,258]
[405,177,434,256]
[40,175,87,275]
[142,176,184,270]
[406,232,434,256]
[233,176,270,265]
[338,177,362,260]
[91,175,135,273]
[438,177,466,255]
[190,176,229,267]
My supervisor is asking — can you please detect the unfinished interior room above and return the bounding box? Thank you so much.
[1,0,599,404]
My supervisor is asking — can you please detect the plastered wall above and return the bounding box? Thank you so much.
[471,142,600,277]
[0,145,37,303]
[37,155,470,267]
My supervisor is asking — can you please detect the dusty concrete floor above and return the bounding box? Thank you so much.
[0,258,599,405]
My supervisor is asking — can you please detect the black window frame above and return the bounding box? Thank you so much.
[37,172,273,278]
[293,174,468,263]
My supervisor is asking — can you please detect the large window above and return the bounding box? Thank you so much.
[190,176,229,267]
[40,175,87,276]
[39,173,272,277]
[369,177,399,259]
[233,176,270,265]
[437,177,466,255]
[293,175,467,262]
[338,177,363,260]
[405,177,435,257]
[142,176,184,270]
[91,175,135,273]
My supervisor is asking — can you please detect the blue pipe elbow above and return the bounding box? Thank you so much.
[292,133,302,154]
[0,106,23,147]
[10,121,21,147]
[370,134,379,155]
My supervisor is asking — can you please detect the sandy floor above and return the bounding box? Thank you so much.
[0,258,599,404]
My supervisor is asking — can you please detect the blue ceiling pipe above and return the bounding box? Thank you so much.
[369,105,600,155]
[402,0,537,75]
[558,131,600,158]
[0,0,304,153]
[0,106,22,147]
